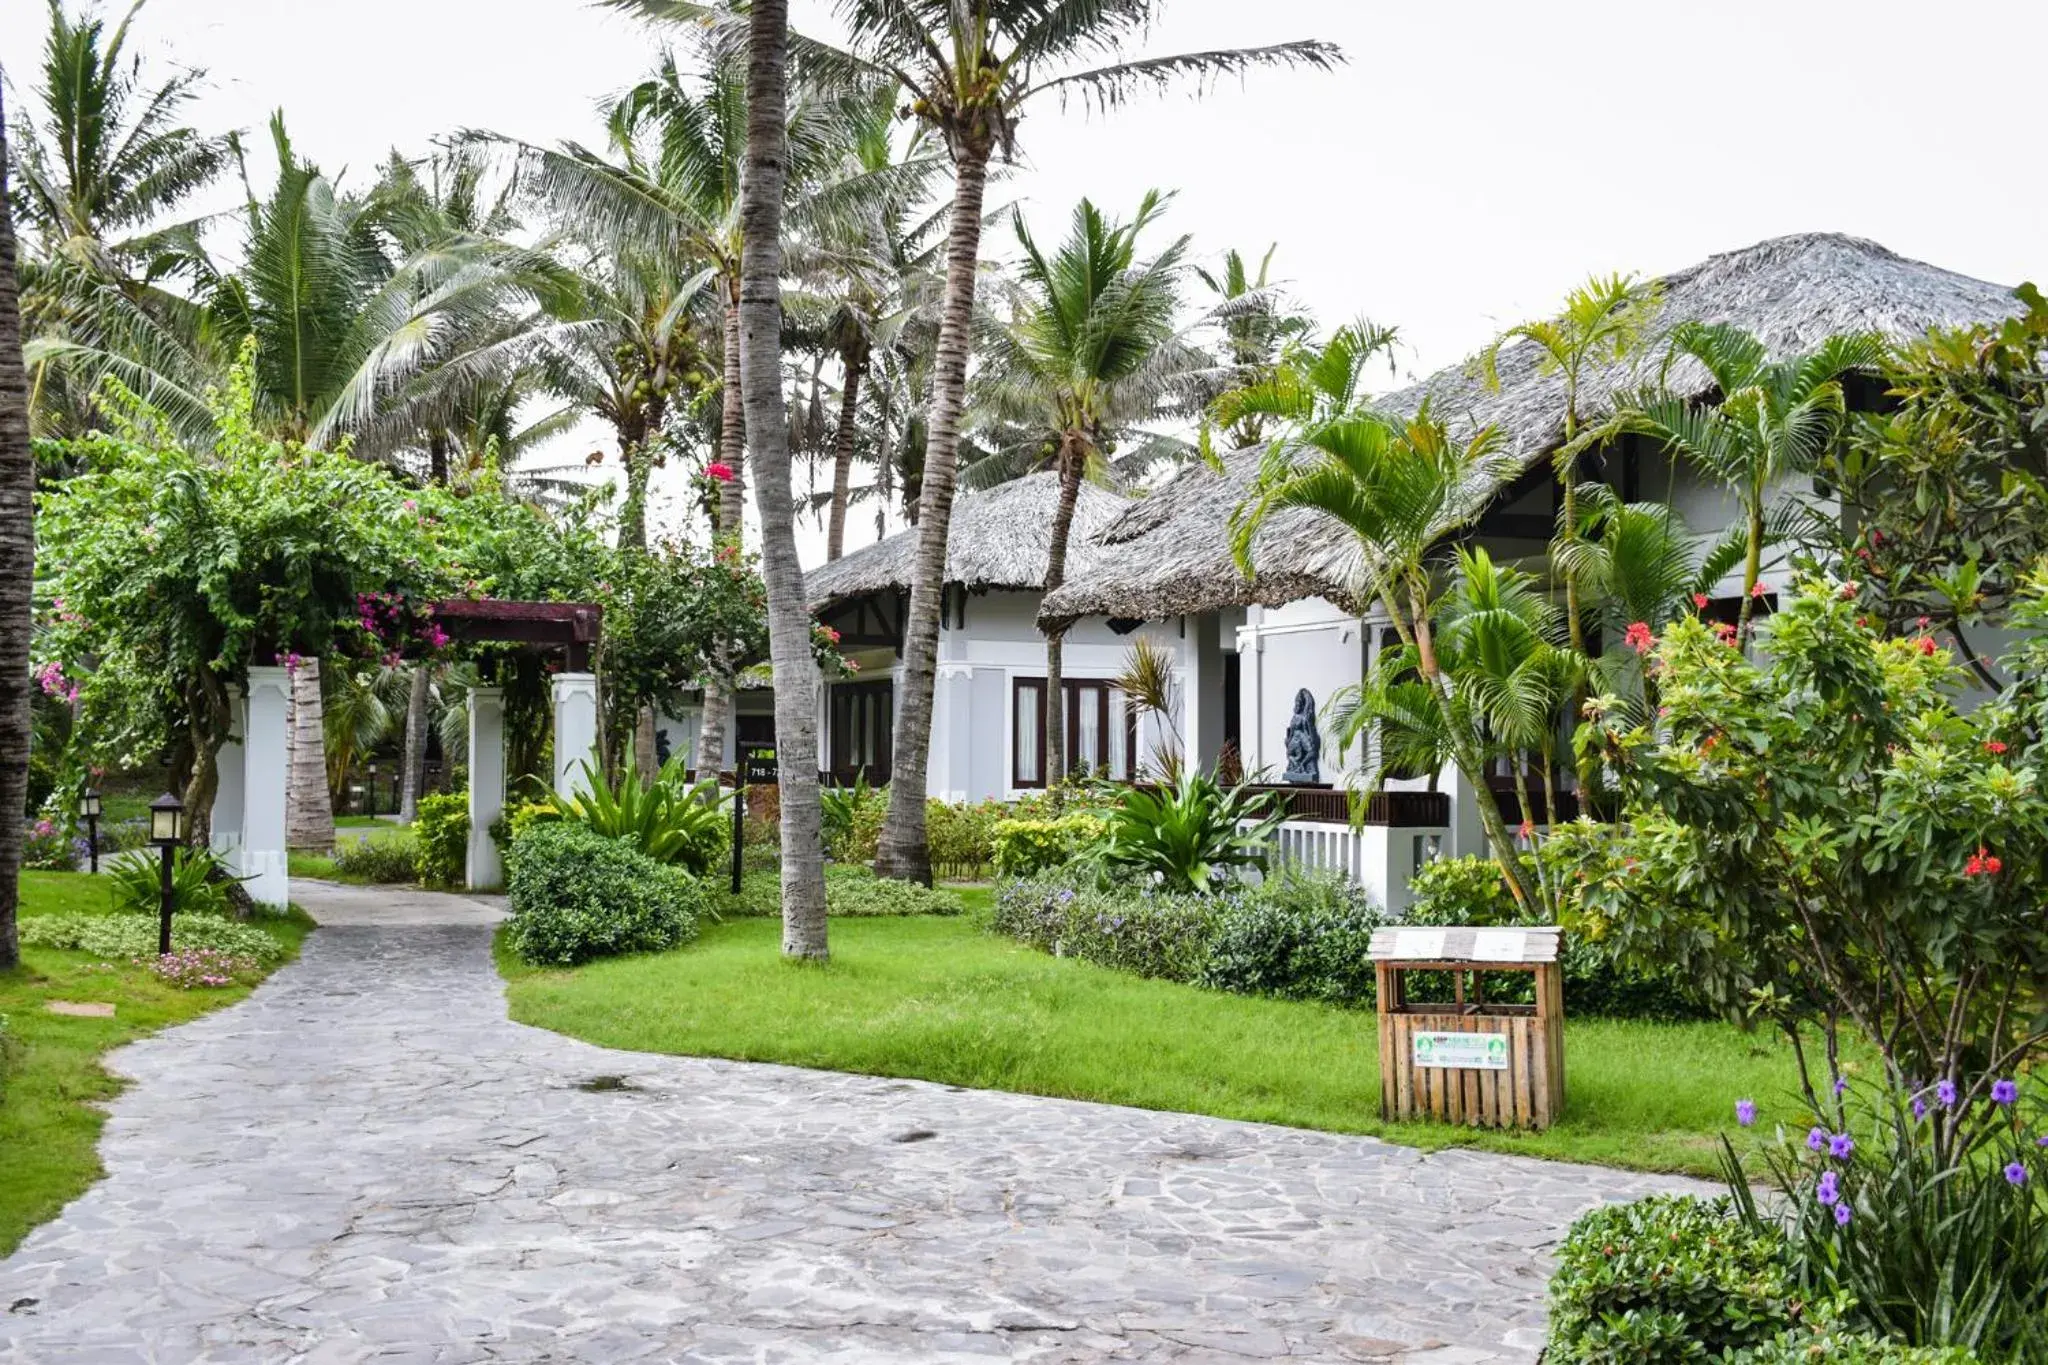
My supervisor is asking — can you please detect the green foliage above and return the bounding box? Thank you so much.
[412,791,471,887]
[821,773,887,863]
[1547,1196,1817,1363]
[1103,770,1281,893]
[106,847,233,918]
[598,539,770,740]
[1724,1083,2048,1361]
[19,912,291,965]
[705,864,963,919]
[1199,871,1381,1004]
[990,812,1109,877]
[991,879,1219,982]
[503,822,702,966]
[1570,573,2048,1087]
[330,837,420,884]
[926,798,1005,877]
[538,757,729,875]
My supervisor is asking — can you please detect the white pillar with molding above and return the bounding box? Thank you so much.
[467,685,506,889]
[212,683,246,861]
[551,672,600,797]
[240,667,290,906]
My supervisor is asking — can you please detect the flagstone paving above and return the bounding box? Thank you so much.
[0,882,1705,1363]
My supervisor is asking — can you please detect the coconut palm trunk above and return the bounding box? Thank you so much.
[398,664,431,821]
[1041,448,1085,791]
[0,90,37,969]
[825,352,864,561]
[285,658,334,852]
[738,0,828,959]
[696,293,747,778]
[875,145,991,884]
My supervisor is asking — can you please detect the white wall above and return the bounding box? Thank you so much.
[1236,598,1369,783]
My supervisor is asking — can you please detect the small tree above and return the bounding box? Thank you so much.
[1566,571,2048,1111]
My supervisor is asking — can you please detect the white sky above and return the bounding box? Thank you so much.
[6,0,2044,564]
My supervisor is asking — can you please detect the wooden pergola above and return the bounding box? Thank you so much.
[428,599,602,671]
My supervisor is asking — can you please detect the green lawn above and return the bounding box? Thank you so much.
[290,822,416,883]
[0,872,312,1255]
[499,895,1801,1177]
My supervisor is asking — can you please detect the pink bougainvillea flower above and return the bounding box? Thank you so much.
[705,462,735,482]
[1751,581,1767,598]
[1624,621,1655,654]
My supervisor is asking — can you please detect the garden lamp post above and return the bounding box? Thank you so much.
[148,791,187,956]
[368,761,379,816]
[79,788,102,874]
[730,784,745,897]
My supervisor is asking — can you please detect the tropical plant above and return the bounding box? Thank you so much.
[539,756,730,875]
[1723,1081,2048,1360]
[504,819,703,966]
[1113,635,1183,779]
[0,80,36,969]
[1231,404,1536,904]
[1564,573,2048,1098]
[1192,243,1315,451]
[107,844,235,918]
[412,790,470,886]
[1102,768,1280,894]
[1577,320,1885,636]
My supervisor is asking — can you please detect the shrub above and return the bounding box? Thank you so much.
[504,822,703,966]
[706,868,780,919]
[107,845,234,918]
[824,864,963,917]
[991,878,1216,981]
[1202,871,1381,1005]
[990,812,1109,878]
[541,757,729,875]
[927,798,1004,878]
[1741,1328,1978,1364]
[19,911,289,964]
[1103,770,1281,892]
[1405,852,1707,1021]
[413,791,470,886]
[1547,1195,1816,1363]
[1724,1081,2048,1361]
[22,817,72,871]
[330,835,419,884]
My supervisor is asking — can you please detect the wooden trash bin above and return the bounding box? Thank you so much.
[1369,925,1564,1131]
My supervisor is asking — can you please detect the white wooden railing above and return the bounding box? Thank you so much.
[1242,817,1449,918]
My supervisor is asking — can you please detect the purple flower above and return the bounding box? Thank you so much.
[1991,1079,2019,1106]
[1833,1076,1848,1097]
[1816,1170,1840,1205]
[1829,1133,1855,1161]
[1912,1096,1928,1122]
[2037,1136,2048,1149]
[1735,1099,1757,1127]
[2007,1162,2030,1187]
[1937,1079,1958,1107]
[1834,1201,1853,1227]
[1807,1126,1828,1152]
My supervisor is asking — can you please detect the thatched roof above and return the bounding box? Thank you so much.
[1039,232,2024,627]
[805,470,1130,611]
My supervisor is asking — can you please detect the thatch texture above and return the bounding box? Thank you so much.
[1039,232,2023,627]
[805,470,1129,611]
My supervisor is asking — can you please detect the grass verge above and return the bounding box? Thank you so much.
[499,893,1799,1177]
[0,872,311,1255]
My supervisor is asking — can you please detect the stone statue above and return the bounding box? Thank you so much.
[1283,687,1321,784]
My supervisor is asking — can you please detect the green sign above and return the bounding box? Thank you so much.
[1412,1031,1509,1071]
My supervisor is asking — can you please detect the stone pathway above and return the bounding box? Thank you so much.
[0,884,1705,1363]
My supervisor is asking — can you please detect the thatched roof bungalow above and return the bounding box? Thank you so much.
[806,469,1129,616]
[1038,232,2023,629]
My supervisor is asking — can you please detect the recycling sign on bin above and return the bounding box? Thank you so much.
[1412,1031,1509,1070]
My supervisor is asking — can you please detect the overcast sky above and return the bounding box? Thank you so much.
[6,0,2043,562]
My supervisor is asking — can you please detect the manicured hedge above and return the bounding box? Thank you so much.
[504,822,701,965]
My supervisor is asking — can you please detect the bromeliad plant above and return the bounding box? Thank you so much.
[1565,570,2048,1100]
[1103,768,1282,894]
[1722,1080,2048,1360]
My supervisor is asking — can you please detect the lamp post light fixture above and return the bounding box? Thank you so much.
[79,788,103,874]
[367,761,379,816]
[148,791,188,956]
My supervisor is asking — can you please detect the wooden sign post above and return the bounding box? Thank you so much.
[1368,925,1564,1131]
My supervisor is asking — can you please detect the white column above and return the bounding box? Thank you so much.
[212,684,246,860]
[551,672,600,797]
[467,686,505,890]
[930,663,972,801]
[241,667,290,907]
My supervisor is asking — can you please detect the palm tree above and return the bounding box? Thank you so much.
[735,0,830,958]
[1194,243,1313,451]
[974,190,1196,787]
[1580,321,1884,636]
[1232,406,1538,906]
[806,0,1343,884]
[0,85,40,970]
